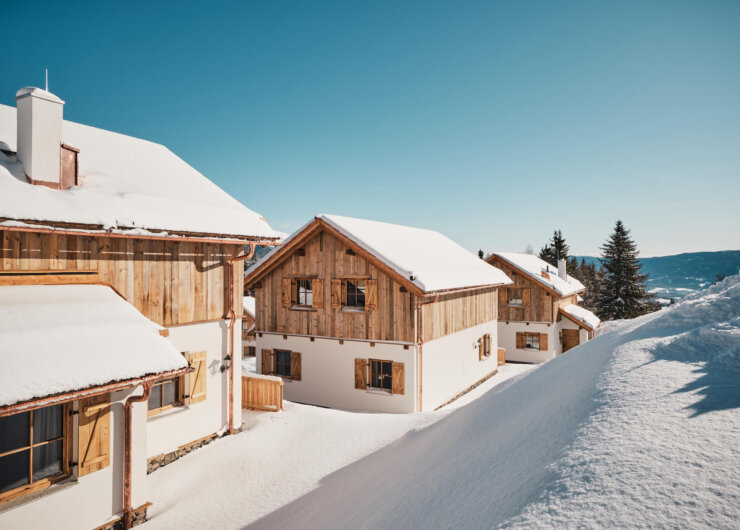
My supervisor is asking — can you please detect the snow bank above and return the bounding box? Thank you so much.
[0,284,187,406]
[250,214,512,293]
[250,275,740,529]
[493,252,585,296]
[0,104,279,240]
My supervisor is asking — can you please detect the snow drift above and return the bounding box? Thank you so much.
[251,275,740,528]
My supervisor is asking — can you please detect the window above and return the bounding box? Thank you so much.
[148,377,181,415]
[247,346,256,357]
[525,333,540,350]
[345,280,366,308]
[242,321,248,331]
[296,279,312,306]
[275,350,292,378]
[479,334,492,360]
[0,405,67,499]
[508,288,523,306]
[369,360,393,392]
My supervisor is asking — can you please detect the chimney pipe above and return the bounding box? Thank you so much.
[557,259,567,280]
[15,86,65,187]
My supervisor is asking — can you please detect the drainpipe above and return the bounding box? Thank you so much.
[416,294,439,412]
[226,243,257,435]
[123,382,152,530]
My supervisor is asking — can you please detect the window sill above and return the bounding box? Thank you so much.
[147,404,186,420]
[290,306,317,312]
[508,303,524,307]
[0,474,74,513]
[365,388,392,396]
[341,307,366,313]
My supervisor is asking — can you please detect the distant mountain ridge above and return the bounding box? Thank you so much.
[574,250,740,303]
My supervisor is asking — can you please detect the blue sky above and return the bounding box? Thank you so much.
[3,0,739,256]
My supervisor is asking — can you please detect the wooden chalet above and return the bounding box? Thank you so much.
[486,252,600,363]
[244,214,512,413]
[0,86,279,529]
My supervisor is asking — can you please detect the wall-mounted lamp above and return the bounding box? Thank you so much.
[221,354,232,373]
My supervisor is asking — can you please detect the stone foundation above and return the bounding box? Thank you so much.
[147,424,246,474]
[94,503,150,530]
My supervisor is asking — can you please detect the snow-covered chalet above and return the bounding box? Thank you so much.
[0,86,280,529]
[244,214,512,413]
[486,252,600,363]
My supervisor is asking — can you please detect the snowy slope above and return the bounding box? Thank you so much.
[250,276,740,529]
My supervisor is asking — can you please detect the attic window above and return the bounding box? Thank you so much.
[345,248,356,256]
[295,248,306,257]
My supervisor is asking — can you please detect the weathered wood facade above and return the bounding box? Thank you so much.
[0,230,242,327]
[253,229,416,342]
[488,256,578,323]
[249,225,500,344]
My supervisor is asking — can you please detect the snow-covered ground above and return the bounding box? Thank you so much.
[144,364,532,529]
[145,276,739,528]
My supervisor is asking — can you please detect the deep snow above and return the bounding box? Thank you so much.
[145,276,739,529]
[250,275,739,529]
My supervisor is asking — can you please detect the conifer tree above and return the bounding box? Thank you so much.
[595,221,653,320]
[478,249,484,259]
[539,230,573,271]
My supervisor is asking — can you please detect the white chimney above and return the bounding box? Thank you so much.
[557,258,567,280]
[15,87,65,186]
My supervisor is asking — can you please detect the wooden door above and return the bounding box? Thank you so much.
[562,329,580,353]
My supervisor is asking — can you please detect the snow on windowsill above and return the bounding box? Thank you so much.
[290,306,317,312]
[341,307,366,313]
[365,388,392,396]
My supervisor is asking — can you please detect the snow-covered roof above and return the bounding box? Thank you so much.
[560,304,601,330]
[492,252,585,296]
[243,295,256,318]
[0,103,279,241]
[16,86,64,104]
[0,284,188,407]
[249,214,512,293]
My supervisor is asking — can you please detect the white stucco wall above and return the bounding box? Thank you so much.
[147,319,238,457]
[0,387,148,530]
[498,321,558,364]
[256,334,418,413]
[421,320,499,411]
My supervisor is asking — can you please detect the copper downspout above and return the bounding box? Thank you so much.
[123,382,152,530]
[416,294,439,412]
[226,243,257,435]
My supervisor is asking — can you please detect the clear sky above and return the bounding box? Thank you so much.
[3,1,739,256]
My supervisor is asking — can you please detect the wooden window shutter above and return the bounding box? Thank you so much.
[312,280,324,309]
[478,337,485,361]
[366,279,378,310]
[78,394,111,477]
[522,288,531,306]
[354,358,368,389]
[516,332,526,350]
[281,278,292,308]
[539,333,548,351]
[261,349,272,375]
[291,351,302,381]
[392,362,405,395]
[484,334,492,356]
[331,279,342,309]
[189,351,207,404]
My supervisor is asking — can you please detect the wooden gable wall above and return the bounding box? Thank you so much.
[254,229,416,342]
[0,230,241,327]
[490,258,572,323]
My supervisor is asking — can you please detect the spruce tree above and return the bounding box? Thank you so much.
[596,221,653,320]
[539,230,570,267]
[478,249,484,259]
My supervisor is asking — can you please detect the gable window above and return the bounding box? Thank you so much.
[345,280,366,308]
[508,288,523,305]
[296,279,313,306]
[275,350,292,378]
[148,377,181,415]
[0,404,67,500]
[369,360,393,392]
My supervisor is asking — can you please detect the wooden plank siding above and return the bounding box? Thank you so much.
[490,258,577,323]
[421,287,498,343]
[0,229,240,326]
[254,229,416,342]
